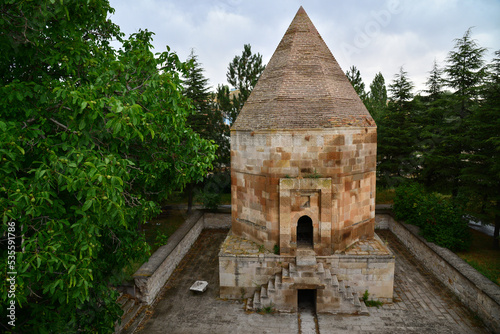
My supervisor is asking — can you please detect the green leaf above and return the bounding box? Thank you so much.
[82,199,93,211]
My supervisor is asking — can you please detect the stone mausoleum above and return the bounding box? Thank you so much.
[219,7,394,314]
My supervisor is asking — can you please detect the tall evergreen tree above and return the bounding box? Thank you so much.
[388,67,414,103]
[426,59,444,100]
[440,28,487,197]
[445,28,487,117]
[417,61,453,189]
[377,67,417,187]
[183,50,211,135]
[346,65,367,102]
[183,51,228,211]
[226,44,265,124]
[462,50,500,248]
[366,72,387,121]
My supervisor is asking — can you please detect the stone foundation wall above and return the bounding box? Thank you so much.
[219,234,394,303]
[376,208,500,334]
[133,211,231,305]
[318,254,394,302]
[219,253,295,299]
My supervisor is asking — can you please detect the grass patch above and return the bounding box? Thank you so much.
[141,209,187,253]
[456,228,500,286]
[376,188,395,204]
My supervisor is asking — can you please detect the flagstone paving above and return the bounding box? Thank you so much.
[132,229,490,334]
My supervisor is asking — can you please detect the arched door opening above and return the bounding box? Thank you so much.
[297,215,313,247]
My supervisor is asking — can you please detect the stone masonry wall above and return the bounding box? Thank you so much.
[231,127,376,254]
[133,211,231,305]
[376,209,500,334]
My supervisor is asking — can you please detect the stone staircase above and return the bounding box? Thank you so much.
[246,249,369,315]
[114,293,147,334]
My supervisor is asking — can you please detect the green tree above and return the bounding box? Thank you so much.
[226,44,265,124]
[366,72,387,121]
[377,67,418,187]
[416,61,453,189]
[388,67,414,103]
[462,50,500,248]
[436,28,487,197]
[445,28,487,117]
[0,2,215,333]
[425,59,444,100]
[183,51,229,211]
[183,50,212,136]
[345,65,367,102]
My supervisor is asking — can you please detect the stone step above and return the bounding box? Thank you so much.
[268,278,275,292]
[324,269,332,284]
[253,291,261,310]
[117,294,128,307]
[316,262,325,275]
[289,262,297,274]
[121,305,148,334]
[359,299,370,315]
[353,292,361,308]
[261,286,268,299]
[339,280,346,297]
[246,298,254,311]
[331,274,339,287]
[275,273,282,287]
[345,286,354,301]
[120,302,142,331]
[282,267,289,278]
[121,298,136,315]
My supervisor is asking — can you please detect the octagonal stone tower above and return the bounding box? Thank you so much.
[231,6,377,257]
[220,8,393,312]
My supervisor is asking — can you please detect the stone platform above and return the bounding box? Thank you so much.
[219,231,395,312]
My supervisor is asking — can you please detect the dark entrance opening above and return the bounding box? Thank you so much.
[298,289,316,312]
[297,215,313,247]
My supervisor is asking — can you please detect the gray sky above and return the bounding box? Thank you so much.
[109,0,500,93]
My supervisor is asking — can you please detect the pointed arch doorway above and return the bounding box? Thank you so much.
[297,215,313,248]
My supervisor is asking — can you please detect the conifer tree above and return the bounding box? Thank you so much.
[366,72,387,121]
[377,67,417,187]
[417,61,453,189]
[346,65,367,102]
[184,50,211,135]
[426,60,444,100]
[462,50,500,248]
[445,28,487,117]
[226,44,265,124]
[439,28,487,197]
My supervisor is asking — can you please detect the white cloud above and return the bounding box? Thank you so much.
[109,0,500,93]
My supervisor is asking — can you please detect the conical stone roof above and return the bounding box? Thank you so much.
[232,7,375,131]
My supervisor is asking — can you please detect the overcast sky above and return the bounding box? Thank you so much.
[109,0,500,93]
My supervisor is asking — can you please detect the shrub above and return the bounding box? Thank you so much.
[196,171,230,210]
[394,183,470,251]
